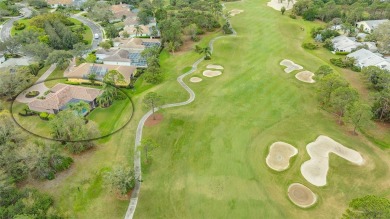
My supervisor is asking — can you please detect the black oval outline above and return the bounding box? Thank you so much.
[10,77,134,142]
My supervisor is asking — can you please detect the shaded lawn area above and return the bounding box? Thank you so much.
[87,98,133,138]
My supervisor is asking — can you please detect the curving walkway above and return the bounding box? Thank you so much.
[124,4,238,219]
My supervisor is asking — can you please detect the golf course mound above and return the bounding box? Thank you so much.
[288,183,317,208]
[266,142,298,171]
[295,71,316,83]
[190,77,203,83]
[203,70,222,77]
[267,0,296,11]
[206,64,224,70]
[280,59,303,73]
[301,135,364,187]
[229,9,244,16]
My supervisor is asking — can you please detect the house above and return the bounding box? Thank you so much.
[331,36,362,53]
[110,3,137,23]
[347,49,390,71]
[122,25,152,37]
[47,0,73,8]
[95,38,160,68]
[66,63,136,86]
[28,84,102,114]
[0,54,5,64]
[355,19,389,33]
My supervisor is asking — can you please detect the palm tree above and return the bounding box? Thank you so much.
[97,91,113,108]
[87,73,97,86]
[134,25,143,37]
[67,101,91,116]
[195,46,212,60]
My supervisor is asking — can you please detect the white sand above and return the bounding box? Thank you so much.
[301,135,364,187]
[206,64,224,70]
[288,183,317,208]
[266,142,298,171]
[203,70,222,77]
[280,59,303,73]
[267,0,296,11]
[229,9,244,16]
[295,71,316,83]
[190,77,202,83]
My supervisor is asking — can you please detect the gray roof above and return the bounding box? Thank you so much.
[358,19,389,30]
[347,49,390,71]
[331,36,361,51]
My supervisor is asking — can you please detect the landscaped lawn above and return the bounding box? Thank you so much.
[11,19,30,36]
[11,17,93,45]
[68,17,93,45]
[22,0,390,218]
[87,98,133,138]
[44,67,67,88]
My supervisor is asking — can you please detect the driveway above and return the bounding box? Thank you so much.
[15,64,57,103]
[0,7,32,41]
[0,56,32,68]
[71,14,104,50]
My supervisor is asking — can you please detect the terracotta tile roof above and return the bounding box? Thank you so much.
[110,4,137,19]
[123,25,151,36]
[66,63,136,83]
[47,0,73,5]
[28,84,102,111]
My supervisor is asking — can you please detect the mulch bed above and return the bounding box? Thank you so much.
[145,113,163,127]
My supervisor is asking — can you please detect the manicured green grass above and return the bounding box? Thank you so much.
[44,67,66,88]
[11,19,30,36]
[130,1,390,218]
[22,0,390,218]
[87,98,133,138]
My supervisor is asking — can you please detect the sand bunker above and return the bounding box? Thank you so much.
[301,135,364,187]
[288,183,317,208]
[280,59,303,73]
[229,9,244,16]
[266,142,298,171]
[206,64,224,70]
[203,70,222,77]
[295,71,316,83]
[267,0,296,11]
[190,77,202,83]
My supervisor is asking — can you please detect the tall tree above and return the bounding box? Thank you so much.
[342,195,390,219]
[143,92,163,119]
[330,86,359,124]
[133,25,143,37]
[0,69,31,100]
[104,165,135,196]
[317,73,348,106]
[0,38,21,56]
[138,138,159,163]
[344,102,372,135]
[46,50,73,69]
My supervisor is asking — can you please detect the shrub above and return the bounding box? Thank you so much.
[65,81,81,85]
[330,58,346,67]
[47,114,55,120]
[351,66,361,72]
[335,51,350,55]
[302,42,318,50]
[39,112,49,120]
[13,22,26,30]
[25,91,40,98]
[289,14,297,19]
[51,155,73,172]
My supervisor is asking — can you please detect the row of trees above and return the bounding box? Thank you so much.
[316,66,372,134]
[292,0,390,23]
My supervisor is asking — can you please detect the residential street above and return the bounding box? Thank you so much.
[0,7,32,41]
[71,14,104,50]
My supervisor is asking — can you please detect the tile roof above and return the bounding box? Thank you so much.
[67,63,136,83]
[47,0,73,5]
[28,84,102,111]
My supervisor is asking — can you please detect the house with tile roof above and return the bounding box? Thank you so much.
[28,84,102,114]
[109,3,138,23]
[331,36,362,53]
[66,63,136,86]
